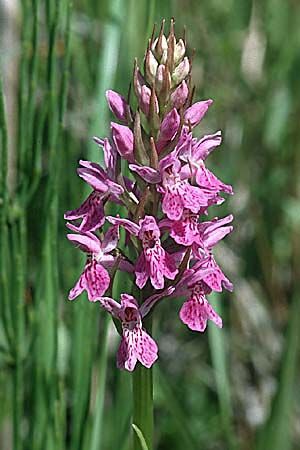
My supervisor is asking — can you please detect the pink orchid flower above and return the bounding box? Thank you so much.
[171,267,222,332]
[99,288,174,371]
[160,213,233,248]
[130,153,218,221]
[179,282,222,332]
[193,256,233,293]
[67,223,120,301]
[179,131,233,195]
[107,215,178,289]
[64,151,123,232]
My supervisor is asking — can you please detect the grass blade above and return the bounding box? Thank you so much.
[132,424,150,450]
[257,292,300,450]
[208,293,236,449]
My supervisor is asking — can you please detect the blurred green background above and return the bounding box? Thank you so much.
[1,0,300,449]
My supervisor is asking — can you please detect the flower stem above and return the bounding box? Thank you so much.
[132,363,153,450]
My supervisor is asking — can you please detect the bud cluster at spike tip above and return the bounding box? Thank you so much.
[64,20,234,372]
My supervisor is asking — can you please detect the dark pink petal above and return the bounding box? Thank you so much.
[187,266,216,287]
[203,225,233,250]
[205,301,223,328]
[201,214,233,234]
[117,332,138,372]
[106,90,128,122]
[195,165,233,195]
[149,261,164,289]
[201,257,233,292]
[79,159,123,196]
[67,233,101,254]
[64,192,105,233]
[103,138,117,178]
[162,189,184,220]
[77,168,108,193]
[135,252,148,289]
[129,164,161,183]
[179,298,207,331]
[183,185,215,212]
[84,260,110,301]
[98,296,121,317]
[107,216,140,236]
[192,131,222,161]
[69,272,86,300]
[79,159,104,173]
[111,122,134,162]
[168,213,200,246]
[179,297,222,332]
[184,99,213,128]
[64,194,95,220]
[79,203,105,232]
[144,245,166,289]
[136,329,158,368]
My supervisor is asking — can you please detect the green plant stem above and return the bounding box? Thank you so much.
[90,314,110,450]
[132,319,153,450]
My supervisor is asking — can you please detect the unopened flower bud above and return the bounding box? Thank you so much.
[133,63,145,97]
[157,108,180,151]
[172,56,190,85]
[111,122,134,162]
[174,39,186,65]
[155,64,165,94]
[133,111,149,165]
[106,90,128,122]
[184,99,213,128]
[159,108,180,141]
[170,80,189,109]
[152,35,168,64]
[139,85,159,116]
[145,50,158,84]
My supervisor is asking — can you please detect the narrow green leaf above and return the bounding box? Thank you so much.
[257,293,300,450]
[208,294,236,449]
[132,423,150,450]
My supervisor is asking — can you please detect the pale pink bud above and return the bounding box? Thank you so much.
[133,66,146,102]
[160,49,168,65]
[147,51,158,82]
[184,99,213,127]
[111,122,134,161]
[174,39,185,65]
[152,35,168,63]
[106,90,128,122]
[170,80,189,109]
[139,85,158,116]
[172,56,190,85]
[155,64,165,93]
